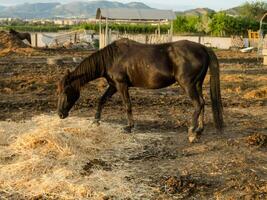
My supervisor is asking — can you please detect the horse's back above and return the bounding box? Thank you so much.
[110,39,175,88]
[109,39,209,89]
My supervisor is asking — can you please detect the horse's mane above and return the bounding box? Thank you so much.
[69,41,121,90]
[9,28,18,34]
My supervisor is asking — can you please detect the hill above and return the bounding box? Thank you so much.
[176,8,215,16]
[0,1,152,19]
[1,3,60,19]
[224,2,266,19]
[224,6,240,16]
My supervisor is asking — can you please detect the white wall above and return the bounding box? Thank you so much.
[173,36,233,49]
[112,34,234,49]
[31,32,245,50]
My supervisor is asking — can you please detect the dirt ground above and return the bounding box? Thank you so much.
[0,47,266,199]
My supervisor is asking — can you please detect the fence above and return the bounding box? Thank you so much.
[30,30,95,48]
[24,31,266,50]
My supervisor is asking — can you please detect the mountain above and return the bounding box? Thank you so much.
[224,6,240,16]
[1,3,60,19]
[126,2,150,9]
[0,1,152,19]
[176,8,215,16]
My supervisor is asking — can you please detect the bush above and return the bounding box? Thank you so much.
[173,12,260,36]
[209,12,259,36]
[0,25,72,32]
[0,14,261,37]
[74,23,170,34]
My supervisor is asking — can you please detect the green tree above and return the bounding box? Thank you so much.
[238,1,267,20]
[186,16,200,33]
[209,12,229,36]
[173,16,188,33]
[196,14,212,34]
[209,12,259,36]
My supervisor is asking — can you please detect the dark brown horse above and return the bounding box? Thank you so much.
[9,29,31,45]
[57,38,223,142]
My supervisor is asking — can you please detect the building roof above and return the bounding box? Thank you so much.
[96,8,176,21]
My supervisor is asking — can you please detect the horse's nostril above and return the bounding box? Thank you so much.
[58,112,64,119]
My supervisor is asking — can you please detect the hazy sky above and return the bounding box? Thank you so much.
[0,0,262,11]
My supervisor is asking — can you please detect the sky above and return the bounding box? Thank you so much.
[0,0,263,11]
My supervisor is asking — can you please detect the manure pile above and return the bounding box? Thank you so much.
[0,31,33,56]
[0,115,141,199]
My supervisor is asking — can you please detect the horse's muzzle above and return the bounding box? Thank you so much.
[58,111,68,119]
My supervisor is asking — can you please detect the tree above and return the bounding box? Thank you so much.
[209,12,229,36]
[209,12,259,36]
[173,16,188,33]
[239,1,267,20]
[196,14,212,34]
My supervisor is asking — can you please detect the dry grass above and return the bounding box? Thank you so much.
[0,115,140,199]
[0,31,34,56]
[243,86,267,99]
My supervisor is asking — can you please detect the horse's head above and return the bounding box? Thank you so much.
[57,69,80,119]
[9,29,16,34]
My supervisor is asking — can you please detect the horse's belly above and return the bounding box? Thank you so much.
[129,72,175,89]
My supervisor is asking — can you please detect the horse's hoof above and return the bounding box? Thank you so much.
[188,135,198,143]
[188,127,200,143]
[91,120,100,127]
[195,127,204,134]
[122,126,132,134]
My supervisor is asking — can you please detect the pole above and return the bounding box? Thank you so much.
[35,33,38,47]
[108,28,111,44]
[105,18,108,47]
[158,21,161,36]
[99,18,102,49]
[74,33,77,43]
[170,20,173,42]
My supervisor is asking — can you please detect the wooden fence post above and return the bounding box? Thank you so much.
[35,33,38,47]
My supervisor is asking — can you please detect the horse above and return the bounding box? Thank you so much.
[57,38,223,143]
[9,29,32,45]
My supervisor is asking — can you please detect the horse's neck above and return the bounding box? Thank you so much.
[70,57,104,89]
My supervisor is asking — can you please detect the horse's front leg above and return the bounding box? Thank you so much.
[93,85,117,125]
[116,82,134,133]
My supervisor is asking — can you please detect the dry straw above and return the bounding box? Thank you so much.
[0,115,140,199]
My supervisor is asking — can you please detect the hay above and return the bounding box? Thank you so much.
[243,86,267,99]
[158,175,213,198]
[0,115,139,199]
[244,133,267,147]
[0,31,33,56]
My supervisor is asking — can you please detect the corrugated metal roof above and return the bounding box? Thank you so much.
[96,8,176,21]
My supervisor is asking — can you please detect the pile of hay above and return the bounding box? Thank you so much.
[243,86,267,99]
[0,115,139,199]
[244,133,267,147]
[0,31,33,56]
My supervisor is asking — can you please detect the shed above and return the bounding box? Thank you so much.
[96,8,176,48]
[96,8,176,21]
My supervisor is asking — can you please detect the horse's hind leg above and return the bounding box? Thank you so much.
[196,81,205,134]
[116,82,134,133]
[184,84,204,143]
[94,85,117,125]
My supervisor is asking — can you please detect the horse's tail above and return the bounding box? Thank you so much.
[206,47,224,132]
